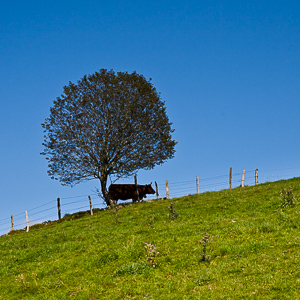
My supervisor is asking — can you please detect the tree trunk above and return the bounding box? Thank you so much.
[100,174,114,207]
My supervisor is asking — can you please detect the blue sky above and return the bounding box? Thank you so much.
[1,0,300,234]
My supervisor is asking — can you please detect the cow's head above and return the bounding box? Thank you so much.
[146,183,155,194]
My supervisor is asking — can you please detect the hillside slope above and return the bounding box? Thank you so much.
[0,178,299,299]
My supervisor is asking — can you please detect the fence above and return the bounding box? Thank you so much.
[0,194,101,237]
[153,167,300,200]
[1,167,299,236]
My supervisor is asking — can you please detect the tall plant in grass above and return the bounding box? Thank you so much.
[199,233,215,262]
[167,203,179,220]
[144,242,159,267]
[280,186,297,208]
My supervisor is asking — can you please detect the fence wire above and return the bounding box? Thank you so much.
[1,168,300,236]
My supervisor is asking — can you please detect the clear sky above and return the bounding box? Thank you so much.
[1,0,300,235]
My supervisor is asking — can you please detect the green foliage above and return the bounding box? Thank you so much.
[41,69,177,206]
[1,178,300,299]
[280,186,297,208]
[199,233,215,262]
[196,271,214,286]
[114,262,147,276]
[167,202,179,220]
[98,250,119,265]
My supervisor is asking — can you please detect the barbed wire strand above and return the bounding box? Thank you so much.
[1,168,299,236]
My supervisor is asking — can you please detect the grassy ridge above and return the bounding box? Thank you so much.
[0,178,299,299]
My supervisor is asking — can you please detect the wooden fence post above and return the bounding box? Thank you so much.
[242,169,245,187]
[155,181,159,199]
[166,180,169,199]
[10,215,14,232]
[134,175,139,202]
[196,175,199,194]
[26,211,29,232]
[57,198,61,220]
[255,169,258,185]
[89,196,93,215]
[229,167,232,189]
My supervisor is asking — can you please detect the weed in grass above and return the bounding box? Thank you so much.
[196,272,213,286]
[144,242,159,267]
[167,203,179,220]
[199,233,215,262]
[98,250,119,265]
[280,186,297,208]
[16,274,27,289]
[16,273,38,292]
[259,222,276,233]
[114,262,147,276]
[148,216,155,229]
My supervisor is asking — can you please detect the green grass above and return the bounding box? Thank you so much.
[1,178,300,299]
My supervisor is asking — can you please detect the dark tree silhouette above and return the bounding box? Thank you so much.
[41,69,176,206]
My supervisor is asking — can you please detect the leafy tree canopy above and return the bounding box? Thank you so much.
[41,69,177,206]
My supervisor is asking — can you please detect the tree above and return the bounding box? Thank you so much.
[41,69,177,206]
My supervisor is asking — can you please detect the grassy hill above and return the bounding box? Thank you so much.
[0,178,299,299]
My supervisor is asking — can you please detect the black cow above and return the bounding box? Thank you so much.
[108,183,155,204]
